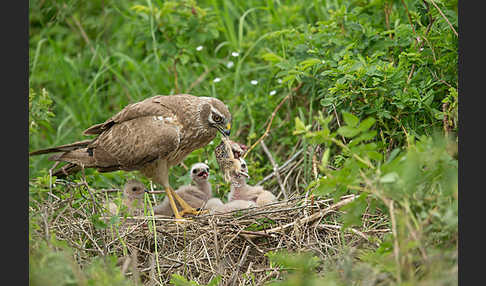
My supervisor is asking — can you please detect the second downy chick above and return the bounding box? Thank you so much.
[204,197,256,214]
[107,179,148,216]
[153,163,212,216]
[228,158,277,206]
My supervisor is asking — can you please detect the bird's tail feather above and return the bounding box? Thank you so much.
[29,139,93,156]
[48,148,96,167]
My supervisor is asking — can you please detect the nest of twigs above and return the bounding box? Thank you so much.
[32,179,390,286]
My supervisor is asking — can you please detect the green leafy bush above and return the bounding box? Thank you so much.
[291,111,457,285]
[29,235,137,286]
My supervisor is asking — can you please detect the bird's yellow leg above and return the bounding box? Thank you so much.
[165,187,183,220]
[171,191,208,216]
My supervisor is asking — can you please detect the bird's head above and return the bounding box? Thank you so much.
[123,179,147,198]
[237,158,249,179]
[190,162,210,183]
[230,158,250,182]
[202,97,232,137]
[239,158,249,176]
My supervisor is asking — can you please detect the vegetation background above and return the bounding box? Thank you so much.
[29,0,458,285]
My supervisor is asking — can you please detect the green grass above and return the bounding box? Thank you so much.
[29,0,458,285]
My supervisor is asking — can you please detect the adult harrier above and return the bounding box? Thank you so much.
[30,94,232,219]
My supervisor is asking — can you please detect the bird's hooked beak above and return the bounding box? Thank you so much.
[217,122,231,137]
[224,128,231,137]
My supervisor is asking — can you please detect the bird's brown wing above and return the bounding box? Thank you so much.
[88,115,181,170]
[83,95,176,135]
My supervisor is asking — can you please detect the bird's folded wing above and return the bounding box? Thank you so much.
[83,95,175,135]
[88,115,181,169]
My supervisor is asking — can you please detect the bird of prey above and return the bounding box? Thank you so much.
[153,162,212,216]
[214,139,248,182]
[227,158,277,206]
[29,94,233,219]
[204,197,256,214]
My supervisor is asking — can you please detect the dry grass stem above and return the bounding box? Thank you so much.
[244,82,302,158]
[260,140,288,200]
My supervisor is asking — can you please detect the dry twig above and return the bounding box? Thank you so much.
[244,82,302,158]
[261,140,288,200]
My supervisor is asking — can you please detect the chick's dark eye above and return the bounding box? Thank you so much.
[212,114,222,122]
[132,187,137,192]
[192,169,198,174]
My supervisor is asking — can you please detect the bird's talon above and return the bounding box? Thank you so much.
[179,208,207,216]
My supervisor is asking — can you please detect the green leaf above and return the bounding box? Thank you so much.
[261,52,283,63]
[293,117,310,135]
[320,148,331,172]
[305,180,320,191]
[349,130,377,147]
[342,193,368,229]
[169,274,198,286]
[423,92,434,107]
[315,176,337,196]
[320,97,334,107]
[90,214,108,229]
[342,111,360,127]
[366,150,383,161]
[337,126,360,138]
[281,74,295,84]
[357,117,376,132]
[380,172,399,183]
[299,58,322,70]
[207,276,222,286]
[385,148,402,164]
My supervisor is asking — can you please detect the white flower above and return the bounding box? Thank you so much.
[231,51,239,57]
[213,77,221,83]
[226,61,234,68]
[196,46,203,51]
[277,79,283,84]
[269,90,277,96]
[250,80,258,85]
[321,60,325,64]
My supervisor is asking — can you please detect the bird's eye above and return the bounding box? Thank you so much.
[132,187,137,192]
[192,169,198,174]
[212,114,222,123]
[205,168,209,173]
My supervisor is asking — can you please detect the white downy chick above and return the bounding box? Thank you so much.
[228,158,277,206]
[204,197,256,214]
[153,163,212,216]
